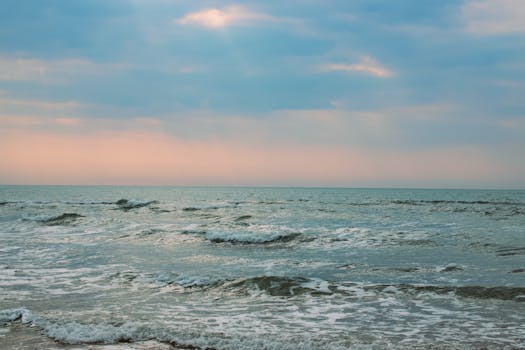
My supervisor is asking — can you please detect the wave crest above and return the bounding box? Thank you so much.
[205,231,302,244]
[225,276,333,297]
[33,213,84,226]
[115,199,158,211]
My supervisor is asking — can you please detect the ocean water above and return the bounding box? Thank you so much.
[0,186,524,350]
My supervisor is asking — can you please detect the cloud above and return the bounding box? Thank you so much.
[319,56,394,78]
[177,5,274,28]
[462,0,525,35]
[0,56,129,83]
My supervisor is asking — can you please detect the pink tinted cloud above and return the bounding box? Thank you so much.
[177,6,274,28]
[319,56,394,78]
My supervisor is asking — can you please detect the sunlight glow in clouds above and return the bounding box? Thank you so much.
[177,6,273,28]
[319,56,394,78]
[463,0,525,35]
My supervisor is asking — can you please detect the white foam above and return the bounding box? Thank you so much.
[44,321,147,344]
[301,278,332,294]
[181,223,200,231]
[153,273,221,289]
[127,200,155,207]
[205,230,298,244]
[0,308,34,323]
[116,199,158,210]
[22,213,57,222]
[2,303,525,350]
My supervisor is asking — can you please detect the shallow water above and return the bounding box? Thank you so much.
[1,186,524,349]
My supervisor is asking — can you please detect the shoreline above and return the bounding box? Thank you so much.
[0,322,188,350]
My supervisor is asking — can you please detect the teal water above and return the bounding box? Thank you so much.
[1,186,524,349]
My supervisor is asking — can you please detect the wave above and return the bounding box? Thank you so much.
[384,284,525,302]
[139,228,166,236]
[386,199,525,219]
[233,215,252,222]
[0,308,353,350]
[192,225,434,248]
[149,207,172,213]
[31,213,85,226]
[0,309,169,346]
[255,200,287,205]
[221,276,525,302]
[3,200,116,206]
[7,199,159,209]
[154,273,224,290]
[225,276,333,297]
[64,201,115,205]
[182,203,234,212]
[496,247,525,256]
[2,277,523,350]
[0,308,34,323]
[110,270,224,290]
[115,199,158,211]
[205,230,302,244]
[391,199,525,206]
[182,207,201,212]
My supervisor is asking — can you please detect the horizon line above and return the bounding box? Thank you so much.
[1,184,524,191]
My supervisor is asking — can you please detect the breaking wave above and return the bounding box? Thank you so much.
[0,308,351,350]
[115,199,159,211]
[225,276,332,296]
[0,309,191,347]
[391,199,525,206]
[32,213,85,226]
[221,276,525,302]
[205,230,302,244]
[154,273,224,290]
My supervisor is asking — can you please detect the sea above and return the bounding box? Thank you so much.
[0,186,524,350]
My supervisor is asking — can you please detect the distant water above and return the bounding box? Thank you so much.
[1,186,524,349]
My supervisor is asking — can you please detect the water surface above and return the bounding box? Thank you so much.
[1,186,524,349]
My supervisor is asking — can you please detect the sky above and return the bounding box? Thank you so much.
[0,0,524,188]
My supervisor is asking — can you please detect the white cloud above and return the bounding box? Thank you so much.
[319,56,394,78]
[0,56,129,83]
[177,5,274,28]
[463,0,525,35]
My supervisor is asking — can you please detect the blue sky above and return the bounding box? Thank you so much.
[0,0,524,187]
